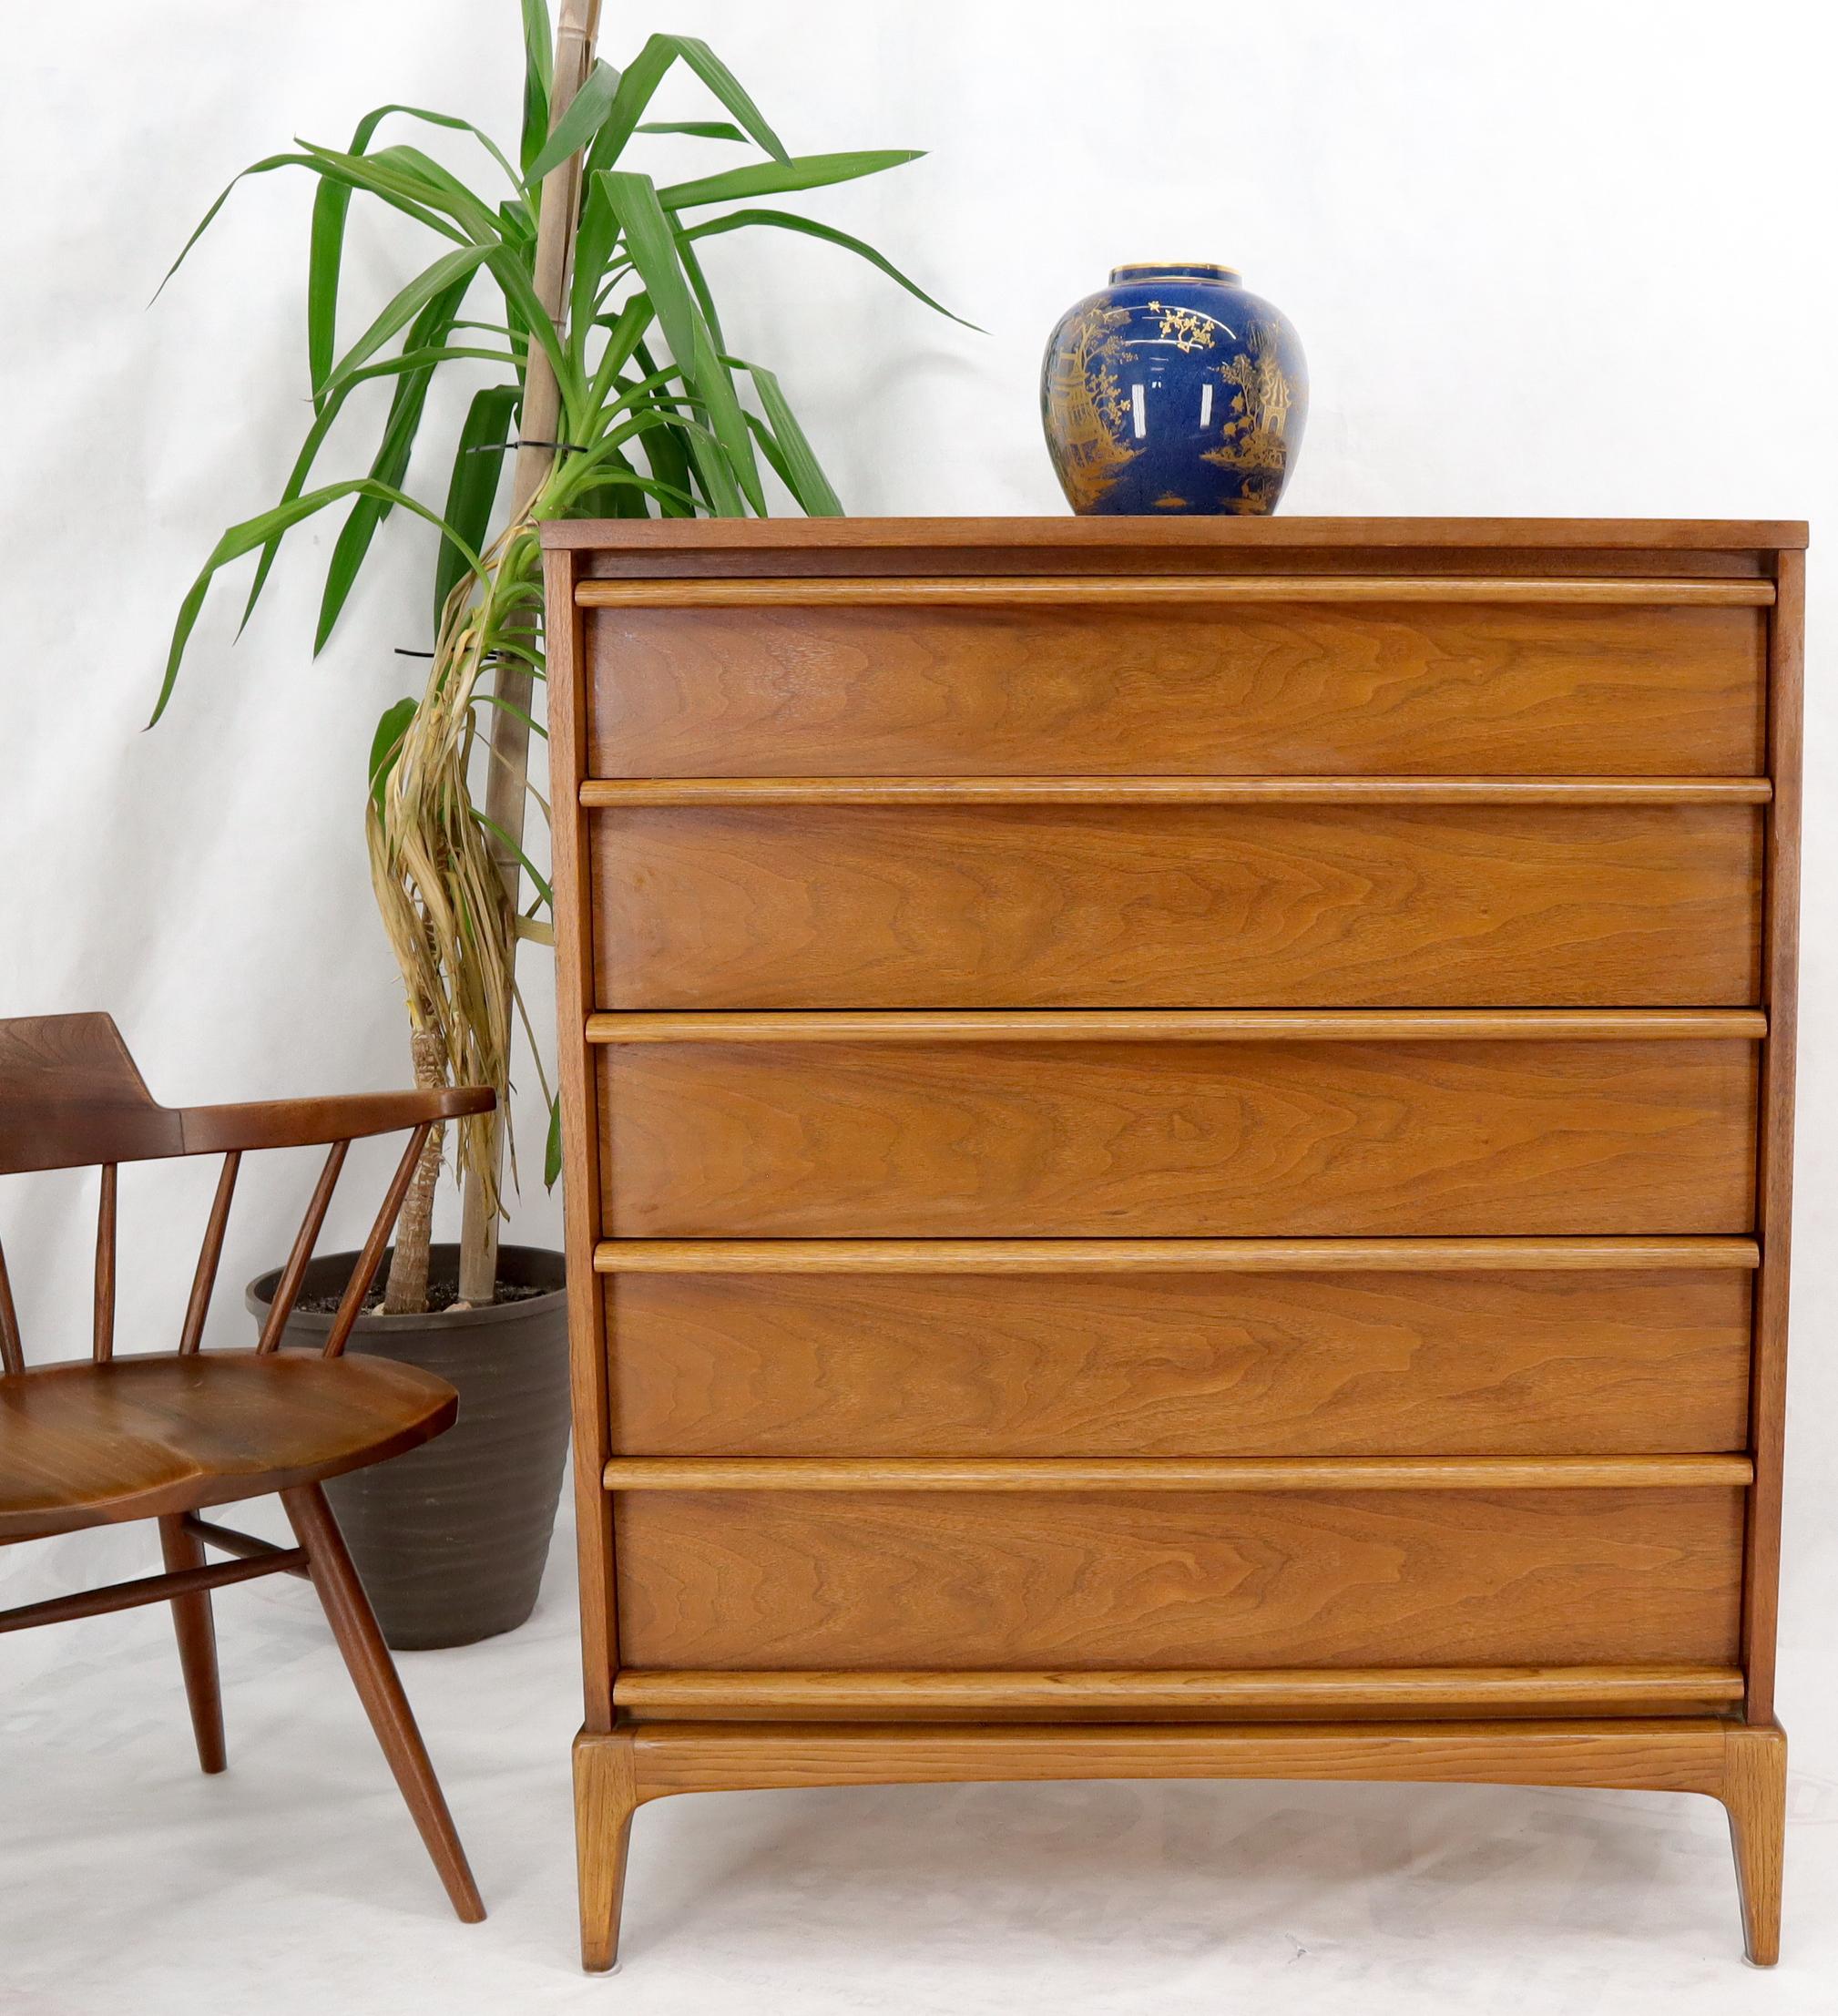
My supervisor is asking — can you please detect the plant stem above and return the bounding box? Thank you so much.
[383,1024,447,1314]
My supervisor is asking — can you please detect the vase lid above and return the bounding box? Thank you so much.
[1109,261,1241,284]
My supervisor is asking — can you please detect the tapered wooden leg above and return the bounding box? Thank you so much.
[1721,1720,1786,1965]
[158,1514,226,1774]
[575,1727,639,1971]
[282,1484,485,1924]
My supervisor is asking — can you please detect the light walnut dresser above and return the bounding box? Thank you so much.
[545,517,1805,1970]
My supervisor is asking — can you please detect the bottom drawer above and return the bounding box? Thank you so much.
[613,1487,1744,1672]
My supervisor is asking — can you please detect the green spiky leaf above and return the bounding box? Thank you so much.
[741,360,842,515]
[684,207,975,327]
[155,478,482,725]
[435,384,521,636]
[369,696,419,809]
[519,0,554,177]
[313,271,476,650]
[525,58,620,182]
[588,36,790,175]
[595,169,759,514]
[637,119,748,141]
[659,149,920,210]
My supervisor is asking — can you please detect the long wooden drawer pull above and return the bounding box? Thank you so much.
[577,574,1776,609]
[581,775,1773,808]
[600,1456,1754,1493]
[592,1235,1763,1274]
[612,1665,1749,1717]
[587,1008,1769,1045]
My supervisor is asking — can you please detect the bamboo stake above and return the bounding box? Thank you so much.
[456,0,603,1305]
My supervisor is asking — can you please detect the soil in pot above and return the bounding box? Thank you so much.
[297,1278,550,1316]
[247,1243,570,1651]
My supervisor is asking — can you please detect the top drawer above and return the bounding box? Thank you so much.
[581,582,1768,778]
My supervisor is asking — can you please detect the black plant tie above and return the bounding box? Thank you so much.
[464,437,582,455]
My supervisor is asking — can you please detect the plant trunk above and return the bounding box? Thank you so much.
[454,0,601,1310]
[456,1151,499,1306]
[383,1025,447,1314]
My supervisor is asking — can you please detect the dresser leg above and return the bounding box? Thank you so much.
[1721,1720,1786,1965]
[576,1727,640,1972]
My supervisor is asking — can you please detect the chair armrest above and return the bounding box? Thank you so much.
[177,1086,494,1156]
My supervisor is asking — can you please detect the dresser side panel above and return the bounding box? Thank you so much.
[1742,547,1804,1721]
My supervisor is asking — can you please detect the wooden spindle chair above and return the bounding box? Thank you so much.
[0,1014,491,1923]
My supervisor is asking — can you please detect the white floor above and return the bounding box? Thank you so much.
[3,1509,1834,2016]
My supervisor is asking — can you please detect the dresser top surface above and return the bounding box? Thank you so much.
[542,514,1807,557]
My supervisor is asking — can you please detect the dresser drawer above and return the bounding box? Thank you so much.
[605,1254,1753,1458]
[595,1019,1759,1237]
[583,596,1765,778]
[588,796,1763,1009]
[612,1485,1746,1670]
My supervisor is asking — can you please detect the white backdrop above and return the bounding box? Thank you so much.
[3,0,1836,2000]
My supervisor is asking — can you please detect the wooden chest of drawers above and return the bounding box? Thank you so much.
[546,517,1805,1970]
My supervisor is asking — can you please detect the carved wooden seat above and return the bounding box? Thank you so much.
[0,1352,455,1538]
[0,1013,491,1924]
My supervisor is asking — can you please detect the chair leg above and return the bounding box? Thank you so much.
[158,1514,226,1774]
[281,1482,485,1923]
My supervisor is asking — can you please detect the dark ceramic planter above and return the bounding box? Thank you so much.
[246,1243,569,1651]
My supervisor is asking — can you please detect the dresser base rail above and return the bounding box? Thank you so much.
[573,1714,1785,1973]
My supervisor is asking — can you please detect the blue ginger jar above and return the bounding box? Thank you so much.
[1042,262,1308,516]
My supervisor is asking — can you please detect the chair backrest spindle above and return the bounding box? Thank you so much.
[256,1140,350,1353]
[0,1239,23,1377]
[324,1124,433,1359]
[0,1012,488,1368]
[92,1163,117,1363]
[178,1151,242,1356]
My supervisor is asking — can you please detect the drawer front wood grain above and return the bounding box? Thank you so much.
[589,803,1762,1009]
[584,601,1765,778]
[597,1037,1757,1237]
[607,1267,1752,1458]
[612,1487,1746,1670]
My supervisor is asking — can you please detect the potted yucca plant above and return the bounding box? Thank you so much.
[154,0,961,1645]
